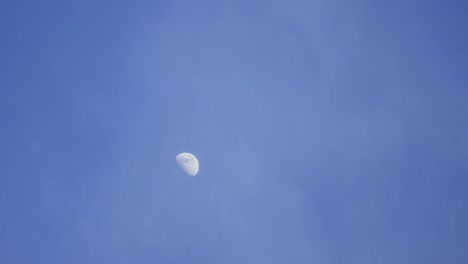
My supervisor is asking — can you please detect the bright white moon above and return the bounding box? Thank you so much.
[176,152,199,176]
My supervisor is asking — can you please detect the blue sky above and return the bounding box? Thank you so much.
[1,0,467,263]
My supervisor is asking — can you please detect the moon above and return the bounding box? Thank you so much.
[176,152,199,176]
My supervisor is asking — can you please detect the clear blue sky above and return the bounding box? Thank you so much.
[1,0,467,263]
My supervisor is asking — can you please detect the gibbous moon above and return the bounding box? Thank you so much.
[176,152,199,176]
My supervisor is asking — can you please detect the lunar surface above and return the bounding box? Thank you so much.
[176,152,199,176]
